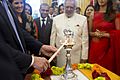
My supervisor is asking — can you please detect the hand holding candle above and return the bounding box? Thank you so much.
[49,39,68,63]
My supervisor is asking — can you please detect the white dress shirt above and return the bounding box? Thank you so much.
[39,17,47,27]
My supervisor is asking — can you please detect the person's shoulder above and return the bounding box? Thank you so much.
[53,13,64,19]
[76,13,87,18]
[75,13,87,20]
[47,16,53,22]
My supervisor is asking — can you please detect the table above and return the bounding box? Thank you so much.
[24,64,120,80]
[80,64,120,80]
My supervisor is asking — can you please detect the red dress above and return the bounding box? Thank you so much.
[89,12,120,75]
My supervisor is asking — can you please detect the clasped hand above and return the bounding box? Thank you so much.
[94,29,105,38]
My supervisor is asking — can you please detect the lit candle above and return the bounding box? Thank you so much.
[49,39,68,63]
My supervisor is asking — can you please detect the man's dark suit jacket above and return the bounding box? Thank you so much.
[34,17,53,45]
[0,1,42,80]
[34,17,56,66]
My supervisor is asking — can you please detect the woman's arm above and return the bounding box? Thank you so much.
[115,17,120,30]
[90,29,110,38]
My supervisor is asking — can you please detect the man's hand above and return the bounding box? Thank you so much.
[40,45,57,57]
[33,56,50,73]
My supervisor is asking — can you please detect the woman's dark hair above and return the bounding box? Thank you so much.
[8,0,27,28]
[95,0,115,21]
[8,0,25,5]
[84,5,94,17]
[25,3,32,15]
[58,3,64,14]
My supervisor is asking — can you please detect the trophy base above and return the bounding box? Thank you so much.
[60,71,77,80]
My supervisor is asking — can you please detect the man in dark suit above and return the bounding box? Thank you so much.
[34,3,53,45]
[0,0,57,80]
[33,3,56,66]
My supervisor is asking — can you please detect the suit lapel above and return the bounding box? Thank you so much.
[0,2,26,52]
[0,3,17,40]
[45,17,52,37]
[36,17,42,31]
[46,17,52,30]
[0,3,12,29]
[8,3,26,52]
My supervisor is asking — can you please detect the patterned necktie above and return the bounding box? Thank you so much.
[2,0,25,53]
[42,18,46,29]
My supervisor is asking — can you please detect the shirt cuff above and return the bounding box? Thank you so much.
[39,47,42,55]
[30,55,34,67]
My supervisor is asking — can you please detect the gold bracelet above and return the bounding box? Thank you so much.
[98,33,103,38]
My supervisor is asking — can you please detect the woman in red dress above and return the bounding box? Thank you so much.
[88,0,120,75]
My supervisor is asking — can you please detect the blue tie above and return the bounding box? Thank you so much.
[2,0,25,53]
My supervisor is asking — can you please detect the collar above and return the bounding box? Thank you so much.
[64,13,76,19]
[39,17,47,26]
[49,14,53,16]
[40,17,47,21]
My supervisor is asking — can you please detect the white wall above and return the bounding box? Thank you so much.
[26,0,40,18]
